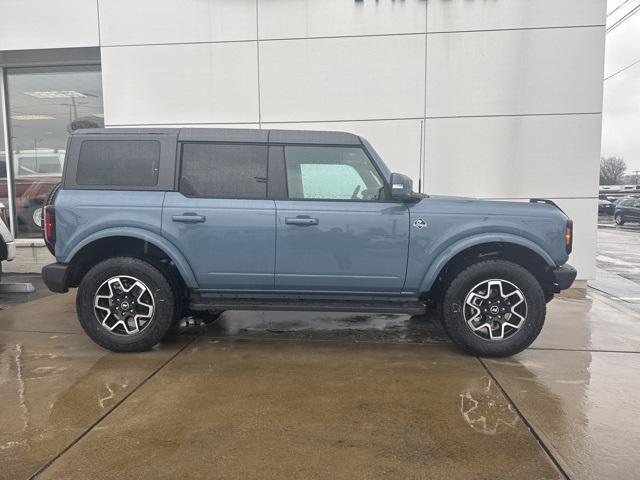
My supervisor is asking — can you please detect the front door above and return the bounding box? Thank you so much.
[162,142,275,290]
[275,145,410,292]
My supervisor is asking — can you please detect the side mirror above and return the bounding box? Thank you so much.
[389,172,413,201]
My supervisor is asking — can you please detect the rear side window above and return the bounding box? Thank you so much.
[180,143,268,198]
[76,140,160,186]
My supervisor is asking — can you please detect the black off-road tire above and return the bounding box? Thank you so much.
[159,264,188,325]
[76,257,175,352]
[441,260,546,357]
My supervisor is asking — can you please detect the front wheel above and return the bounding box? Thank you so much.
[76,257,175,352]
[615,213,625,225]
[441,260,545,357]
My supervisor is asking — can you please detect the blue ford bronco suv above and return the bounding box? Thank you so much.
[42,128,576,356]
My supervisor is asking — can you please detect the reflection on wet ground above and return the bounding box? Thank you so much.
[207,310,450,344]
[0,290,639,479]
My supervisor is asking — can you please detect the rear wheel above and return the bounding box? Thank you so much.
[615,213,625,225]
[76,257,175,352]
[441,260,545,357]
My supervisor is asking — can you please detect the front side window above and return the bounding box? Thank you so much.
[180,143,268,198]
[284,146,385,201]
[77,140,160,186]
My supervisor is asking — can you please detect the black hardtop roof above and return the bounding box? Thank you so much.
[72,127,362,145]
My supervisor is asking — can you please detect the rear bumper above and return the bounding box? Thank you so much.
[42,262,70,293]
[552,264,577,291]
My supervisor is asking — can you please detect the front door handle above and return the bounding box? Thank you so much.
[172,213,206,223]
[285,216,319,226]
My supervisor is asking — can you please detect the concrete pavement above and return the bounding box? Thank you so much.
[1,290,640,479]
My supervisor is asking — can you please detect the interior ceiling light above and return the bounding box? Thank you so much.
[24,90,87,99]
[11,114,56,120]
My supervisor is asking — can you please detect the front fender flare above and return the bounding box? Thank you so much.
[63,227,198,289]
[418,233,555,293]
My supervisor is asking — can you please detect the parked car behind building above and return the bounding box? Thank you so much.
[614,197,640,225]
[598,198,615,216]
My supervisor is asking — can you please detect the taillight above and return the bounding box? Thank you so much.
[44,205,56,246]
[565,219,573,254]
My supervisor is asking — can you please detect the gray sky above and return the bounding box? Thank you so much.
[602,0,640,174]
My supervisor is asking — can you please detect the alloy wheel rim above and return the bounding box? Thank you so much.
[463,279,527,341]
[93,275,155,335]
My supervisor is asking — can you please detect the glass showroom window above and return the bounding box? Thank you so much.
[4,65,103,237]
[0,74,9,229]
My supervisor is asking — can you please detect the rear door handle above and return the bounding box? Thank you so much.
[172,213,206,223]
[285,216,319,226]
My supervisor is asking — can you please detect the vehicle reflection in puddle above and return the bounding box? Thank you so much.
[201,310,451,344]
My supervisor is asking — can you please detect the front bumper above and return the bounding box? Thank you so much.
[42,262,70,293]
[552,264,577,291]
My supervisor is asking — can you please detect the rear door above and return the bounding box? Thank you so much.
[162,142,276,290]
[274,145,410,292]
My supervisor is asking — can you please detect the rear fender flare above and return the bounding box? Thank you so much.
[64,227,198,288]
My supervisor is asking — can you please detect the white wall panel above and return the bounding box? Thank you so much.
[0,0,98,50]
[102,43,259,125]
[424,114,601,199]
[426,27,605,117]
[258,0,425,39]
[427,0,606,32]
[108,123,260,129]
[259,35,425,123]
[264,120,423,182]
[98,0,256,46]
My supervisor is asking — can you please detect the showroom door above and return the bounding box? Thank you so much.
[4,65,103,237]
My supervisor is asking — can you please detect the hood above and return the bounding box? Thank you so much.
[410,194,568,220]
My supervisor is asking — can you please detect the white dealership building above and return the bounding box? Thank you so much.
[0,0,606,283]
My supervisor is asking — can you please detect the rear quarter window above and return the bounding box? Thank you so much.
[76,140,160,186]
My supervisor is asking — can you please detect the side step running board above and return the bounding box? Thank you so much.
[189,298,426,315]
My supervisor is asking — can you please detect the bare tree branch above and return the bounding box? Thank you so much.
[600,157,627,185]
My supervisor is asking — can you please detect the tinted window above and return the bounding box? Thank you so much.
[284,146,384,201]
[180,143,268,198]
[77,140,160,186]
[620,199,632,206]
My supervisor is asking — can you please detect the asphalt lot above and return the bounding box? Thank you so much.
[593,217,640,308]
[1,282,640,479]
